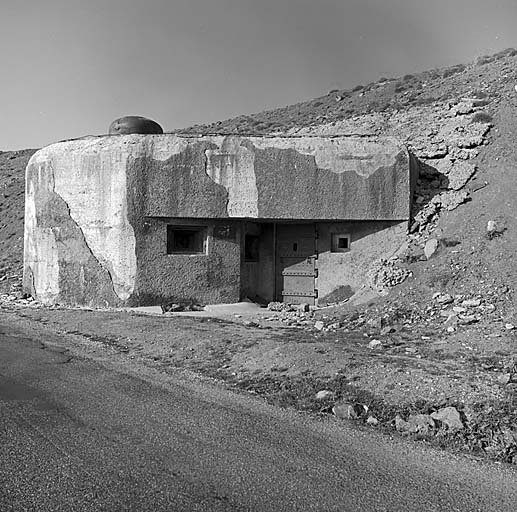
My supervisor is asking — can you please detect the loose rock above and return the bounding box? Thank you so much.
[424,238,439,260]
[368,339,382,349]
[430,406,463,431]
[333,403,368,420]
[314,321,325,331]
[315,390,334,401]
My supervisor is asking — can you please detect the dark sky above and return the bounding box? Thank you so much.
[2,0,517,149]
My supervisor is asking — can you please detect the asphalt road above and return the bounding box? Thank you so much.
[1,321,516,511]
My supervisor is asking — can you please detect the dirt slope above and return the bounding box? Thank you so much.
[0,149,37,293]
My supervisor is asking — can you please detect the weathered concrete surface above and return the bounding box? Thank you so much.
[143,134,415,220]
[23,134,415,307]
[23,136,187,306]
[316,221,407,305]
[133,218,242,306]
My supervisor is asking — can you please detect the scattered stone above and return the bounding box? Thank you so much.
[461,298,481,307]
[424,238,439,260]
[395,415,409,432]
[435,190,469,211]
[407,414,435,434]
[243,320,259,328]
[268,302,294,312]
[498,373,512,386]
[430,406,463,431]
[446,326,455,333]
[315,390,334,401]
[314,321,325,331]
[381,325,396,335]
[446,161,476,191]
[505,323,515,330]
[368,339,382,349]
[436,293,454,305]
[366,416,379,426]
[452,101,474,116]
[396,414,435,434]
[458,314,478,325]
[332,402,368,420]
[368,259,412,292]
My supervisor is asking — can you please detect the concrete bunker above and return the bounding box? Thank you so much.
[23,134,417,307]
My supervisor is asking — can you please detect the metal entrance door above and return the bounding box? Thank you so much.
[276,224,318,305]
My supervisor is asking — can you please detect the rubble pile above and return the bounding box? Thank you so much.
[0,273,38,307]
[403,100,492,243]
[367,259,413,293]
[266,302,315,328]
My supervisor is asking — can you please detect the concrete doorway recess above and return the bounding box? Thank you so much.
[275,224,318,305]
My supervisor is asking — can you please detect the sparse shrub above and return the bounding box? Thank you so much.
[394,84,406,93]
[352,84,364,92]
[412,96,438,106]
[476,55,493,66]
[471,112,493,124]
[494,47,516,59]
[378,101,391,111]
[328,89,339,94]
[389,101,403,110]
[403,74,415,81]
[473,99,490,107]
[426,69,441,80]
[442,64,466,78]
[313,100,324,107]
[471,90,488,99]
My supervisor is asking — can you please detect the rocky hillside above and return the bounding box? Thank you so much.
[0,149,36,294]
[1,49,516,321]
[184,48,517,321]
[183,47,517,135]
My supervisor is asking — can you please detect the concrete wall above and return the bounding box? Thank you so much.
[137,134,415,220]
[134,218,241,305]
[23,140,137,307]
[315,221,407,305]
[23,134,414,306]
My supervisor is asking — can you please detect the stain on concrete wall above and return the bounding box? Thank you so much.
[23,157,120,307]
[205,137,259,217]
[250,144,411,220]
[24,134,414,307]
[134,141,230,218]
[131,134,412,221]
[24,136,188,305]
